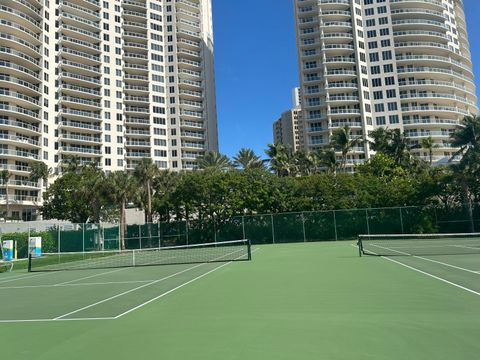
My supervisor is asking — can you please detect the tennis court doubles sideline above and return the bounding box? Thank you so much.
[0,240,255,323]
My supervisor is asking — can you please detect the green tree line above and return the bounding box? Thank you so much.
[39,115,480,248]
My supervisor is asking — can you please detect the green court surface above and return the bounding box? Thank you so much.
[1,242,480,359]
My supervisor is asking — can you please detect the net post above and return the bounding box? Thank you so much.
[357,236,363,257]
[132,249,136,267]
[28,253,32,272]
[247,239,252,261]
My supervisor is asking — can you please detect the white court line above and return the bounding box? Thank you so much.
[0,317,115,324]
[0,247,256,323]
[54,262,209,320]
[354,244,480,297]
[449,244,480,251]
[116,262,232,318]
[0,279,158,291]
[370,244,480,274]
[54,267,130,286]
[0,271,54,285]
[115,248,260,319]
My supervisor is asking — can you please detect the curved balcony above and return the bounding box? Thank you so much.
[0,148,39,160]
[0,103,39,122]
[0,194,40,205]
[0,60,40,82]
[389,0,444,12]
[0,163,31,174]
[403,118,459,127]
[1,179,39,190]
[0,133,39,148]
[401,105,469,117]
[0,118,39,135]
[0,5,41,32]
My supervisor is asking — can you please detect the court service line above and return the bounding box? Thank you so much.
[370,244,480,274]
[450,244,480,251]
[0,279,158,291]
[54,267,130,286]
[0,271,54,285]
[53,262,211,320]
[115,248,260,319]
[0,317,116,324]
[354,245,480,297]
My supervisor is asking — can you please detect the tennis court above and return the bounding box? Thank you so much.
[1,240,480,359]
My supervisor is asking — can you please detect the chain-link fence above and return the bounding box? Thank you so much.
[1,204,478,258]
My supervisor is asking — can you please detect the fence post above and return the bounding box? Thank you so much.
[333,210,338,241]
[158,222,161,249]
[57,225,61,254]
[365,209,371,235]
[82,224,85,253]
[301,212,307,242]
[242,216,246,240]
[271,214,275,244]
[213,220,217,243]
[139,224,142,249]
[399,208,404,234]
[186,219,189,245]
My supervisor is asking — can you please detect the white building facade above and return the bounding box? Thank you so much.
[0,0,217,220]
[294,0,477,168]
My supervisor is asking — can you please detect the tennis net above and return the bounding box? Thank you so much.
[28,239,251,272]
[357,233,480,257]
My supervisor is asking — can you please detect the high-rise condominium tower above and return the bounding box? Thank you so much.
[294,0,477,169]
[0,0,217,220]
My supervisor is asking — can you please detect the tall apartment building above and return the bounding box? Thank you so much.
[273,107,303,152]
[0,0,217,220]
[294,0,477,168]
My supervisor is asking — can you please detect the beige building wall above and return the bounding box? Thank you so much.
[273,108,304,152]
[0,0,217,220]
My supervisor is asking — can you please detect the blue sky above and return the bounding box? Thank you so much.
[212,0,480,158]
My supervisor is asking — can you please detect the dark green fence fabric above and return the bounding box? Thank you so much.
[2,204,478,257]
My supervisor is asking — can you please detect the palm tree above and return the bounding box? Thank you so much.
[292,151,315,176]
[0,170,11,219]
[265,143,292,176]
[134,158,158,224]
[421,136,438,166]
[233,148,265,170]
[108,171,138,249]
[331,126,363,169]
[29,161,52,188]
[61,155,81,173]
[370,128,417,166]
[450,115,480,171]
[315,148,338,176]
[197,151,232,172]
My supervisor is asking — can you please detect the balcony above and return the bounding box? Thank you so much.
[0,148,39,160]
[59,120,102,133]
